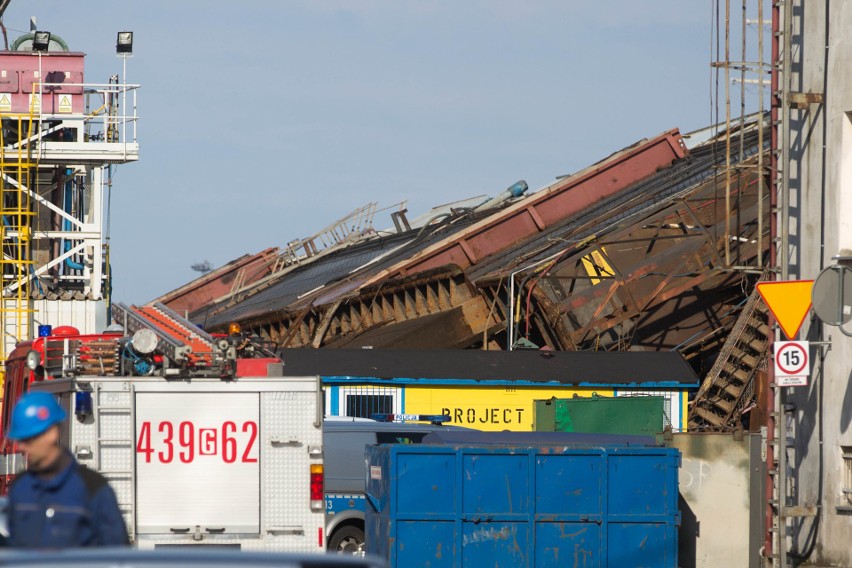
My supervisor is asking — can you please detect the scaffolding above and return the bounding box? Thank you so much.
[0,110,37,391]
[711,1,789,564]
[710,0,772,270]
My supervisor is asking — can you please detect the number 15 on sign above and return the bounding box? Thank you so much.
[774,341,810,387]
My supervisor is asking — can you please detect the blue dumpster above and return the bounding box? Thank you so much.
[365,432,680,567]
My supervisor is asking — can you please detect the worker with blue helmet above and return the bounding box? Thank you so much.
[7,391,67,440]
[6,392,129,548]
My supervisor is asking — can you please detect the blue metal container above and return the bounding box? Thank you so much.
[365,433,680,567]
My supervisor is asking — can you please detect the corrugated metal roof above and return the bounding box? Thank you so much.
[195,213,485,328]
[152,248,279,315]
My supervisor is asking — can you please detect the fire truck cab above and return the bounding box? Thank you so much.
[0,303,325,552]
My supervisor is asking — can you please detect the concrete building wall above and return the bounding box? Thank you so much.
[788,0,852,565]
[667,433,753,568]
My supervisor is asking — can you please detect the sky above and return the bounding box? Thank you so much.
[3,1,718,304]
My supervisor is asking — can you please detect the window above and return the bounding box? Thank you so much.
[842,446,852,504]
[345,394,393,419]
[336,385,400,418]
[376,432,428,445]
[1,360,28,435]
[841,112,852,248]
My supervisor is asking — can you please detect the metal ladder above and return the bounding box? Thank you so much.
[0,110,38,388]
[92,380,137,543]
[112,302,217,368]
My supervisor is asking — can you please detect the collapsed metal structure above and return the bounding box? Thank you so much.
[156,118,771,431]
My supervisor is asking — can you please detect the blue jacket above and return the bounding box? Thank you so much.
[8,452,129,548]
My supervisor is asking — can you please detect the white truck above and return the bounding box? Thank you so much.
[1,303,325,552]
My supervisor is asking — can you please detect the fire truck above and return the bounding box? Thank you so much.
[0,302,325,552]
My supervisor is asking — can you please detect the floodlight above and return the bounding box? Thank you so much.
[32,31,50,52]
[116,31,133,54]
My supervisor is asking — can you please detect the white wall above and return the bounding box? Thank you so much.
[788,0,852,565]
[668,433,752,568]
[32,299,109,335]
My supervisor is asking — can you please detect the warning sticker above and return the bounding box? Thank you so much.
[0,94,11,112]
[58,94,73,114]
[28,93,40,113]
[370,466,382,480]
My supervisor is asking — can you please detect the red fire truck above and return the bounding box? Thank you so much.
[0,303,325,552]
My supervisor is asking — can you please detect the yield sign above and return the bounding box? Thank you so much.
[756,280,814,340]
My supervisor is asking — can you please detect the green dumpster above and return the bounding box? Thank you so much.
[534,394,666,436]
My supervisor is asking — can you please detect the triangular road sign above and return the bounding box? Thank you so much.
[756,280,814,340]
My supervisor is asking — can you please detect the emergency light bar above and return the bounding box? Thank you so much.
[371,413,450,424]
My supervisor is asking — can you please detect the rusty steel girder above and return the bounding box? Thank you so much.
[244,268,498,349]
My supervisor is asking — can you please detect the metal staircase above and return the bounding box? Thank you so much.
[688,288,770,430]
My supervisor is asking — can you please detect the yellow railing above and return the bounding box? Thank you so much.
[0,110,38,395]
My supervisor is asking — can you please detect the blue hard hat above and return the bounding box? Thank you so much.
[7,392,67,441]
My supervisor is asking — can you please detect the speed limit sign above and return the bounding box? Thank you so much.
[774,341,810,386]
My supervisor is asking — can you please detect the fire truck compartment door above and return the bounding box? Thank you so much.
[135,392,260,534]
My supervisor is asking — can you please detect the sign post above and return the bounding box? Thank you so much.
[756,281,814,567]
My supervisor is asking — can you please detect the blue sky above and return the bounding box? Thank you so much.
[5,2,714,303]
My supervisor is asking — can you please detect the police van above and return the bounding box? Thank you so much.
[323,415,470,554]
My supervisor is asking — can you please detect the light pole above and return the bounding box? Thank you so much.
[116,32,133,145]
[32,31,50,126]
